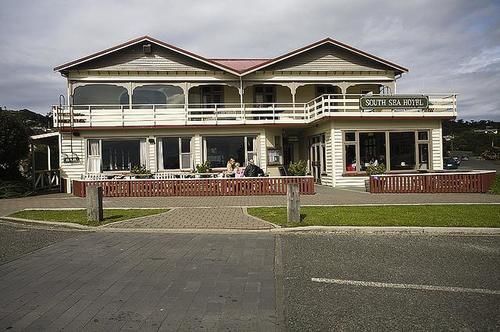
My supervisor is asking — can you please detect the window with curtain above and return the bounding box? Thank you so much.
[94,139,147,172]
[87,139,101,173]
[157,137,192,170]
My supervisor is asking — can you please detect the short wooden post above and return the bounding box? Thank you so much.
[287,183,300,223]
[87,186,103,223]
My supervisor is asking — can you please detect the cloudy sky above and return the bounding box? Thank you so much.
[0,0,499,120]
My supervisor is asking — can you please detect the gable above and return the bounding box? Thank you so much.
[70,42,217,72]
[259,43,396,73]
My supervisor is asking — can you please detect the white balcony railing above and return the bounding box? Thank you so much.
[53,94,457,128]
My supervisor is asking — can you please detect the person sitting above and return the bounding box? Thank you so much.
[244,159,265,177]
[226,158,236,177]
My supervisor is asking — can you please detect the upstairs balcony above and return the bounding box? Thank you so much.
[52,94,457,129]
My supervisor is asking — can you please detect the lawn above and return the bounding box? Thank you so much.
[489,175,500,195]
[248,205,500,228]
[8,208,168,226]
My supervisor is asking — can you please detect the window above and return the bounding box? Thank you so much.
[342,130,431,173]
[101,139,147,171]
[74,84,129,105]
[204,136,257,168]
[158,137,192,170]
[201,86,224,107]
[254,85,276,104]
[132,85,184,105]
[417,131,430,170]
[315,85,336,97]
[87,139,101,173]
[359,132,386,171]
[343,132,357,172]
[389,132,416,170]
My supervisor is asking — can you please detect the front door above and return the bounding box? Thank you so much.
[309,135,325,183]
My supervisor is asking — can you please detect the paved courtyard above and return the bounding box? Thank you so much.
[0,231,279,331]
[104,208,273,230]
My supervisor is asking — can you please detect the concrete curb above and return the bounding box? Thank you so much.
[2,218,499,236]
[0,217,93,230]
[271,226,500,235]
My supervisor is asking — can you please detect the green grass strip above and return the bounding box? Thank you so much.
[8,208,168,226]
[248,205,500,228]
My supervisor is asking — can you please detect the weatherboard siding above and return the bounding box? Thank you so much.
[266,44,391,73]
[72,43,215,72]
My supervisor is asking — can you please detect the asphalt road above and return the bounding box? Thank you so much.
[0,221,84,264]
[281,233,500,331]
[459,158,500,172]
[1,222,499,331]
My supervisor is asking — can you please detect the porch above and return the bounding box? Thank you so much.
[53,93,457,129]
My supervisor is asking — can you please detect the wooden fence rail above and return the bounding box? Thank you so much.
[72,176,315,197]
[369,171,496,193]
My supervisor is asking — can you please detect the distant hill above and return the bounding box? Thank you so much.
[443,120,499,155]
[5,109,52,135]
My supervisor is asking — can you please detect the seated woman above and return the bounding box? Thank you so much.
[226,158,236,177]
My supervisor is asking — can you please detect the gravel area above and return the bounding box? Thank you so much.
[0,221,86,264]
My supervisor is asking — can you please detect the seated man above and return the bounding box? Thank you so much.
[244,159,265,177]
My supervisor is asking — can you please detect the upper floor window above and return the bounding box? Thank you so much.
[73,84,129,105]
[132,85,184,105]
[254,85,276,104]
[201,86,224,106]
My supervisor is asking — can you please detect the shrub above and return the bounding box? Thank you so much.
[0,111,30,178]
[195,161,211,173]
[131,165,151,174]
[366,163,386,176]
[288,160,307,176]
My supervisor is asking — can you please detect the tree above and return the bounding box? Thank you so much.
[0,110,30,178]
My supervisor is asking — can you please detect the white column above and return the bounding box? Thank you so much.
[47,145,51,171]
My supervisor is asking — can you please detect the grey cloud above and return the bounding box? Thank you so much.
[0,0,499,119]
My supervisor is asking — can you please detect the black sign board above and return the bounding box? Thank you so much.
[360,95,429,109]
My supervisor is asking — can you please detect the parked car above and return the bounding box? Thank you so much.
[443,158,459,169]
[461,155,469,161]
[452,156,461,165]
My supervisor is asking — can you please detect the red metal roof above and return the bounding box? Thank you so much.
[209,59,270,72]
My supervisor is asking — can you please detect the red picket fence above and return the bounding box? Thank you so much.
[369,171,496,193]
[72,176,315,197]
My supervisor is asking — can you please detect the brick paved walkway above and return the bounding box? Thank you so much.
[0,232,280,331]
[105,208,273,230]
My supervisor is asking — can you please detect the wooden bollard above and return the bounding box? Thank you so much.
[87,186,103,223]
[287,183,300,223]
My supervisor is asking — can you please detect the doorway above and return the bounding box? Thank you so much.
[309,134,325,183]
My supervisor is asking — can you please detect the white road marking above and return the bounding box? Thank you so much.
[311,278,500,295]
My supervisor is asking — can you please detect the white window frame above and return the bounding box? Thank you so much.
[85,137,147,174]
[157,136,193,171]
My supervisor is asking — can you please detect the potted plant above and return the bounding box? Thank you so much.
[131,165,151,178]
[195,161,212,178]
[364,163,386,192]
[287,160,307,176]
[131,165,152,179]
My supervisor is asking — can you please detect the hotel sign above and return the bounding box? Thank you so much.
[360,95,429,110]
